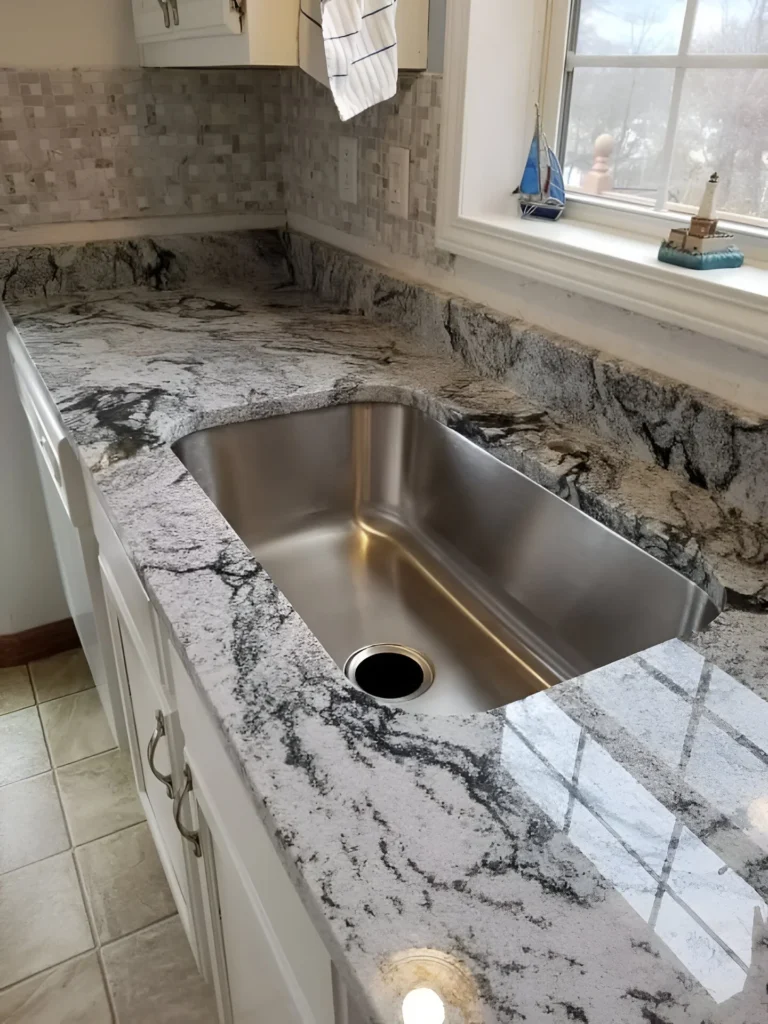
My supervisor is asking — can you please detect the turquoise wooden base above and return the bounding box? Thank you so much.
[658,242,744,271]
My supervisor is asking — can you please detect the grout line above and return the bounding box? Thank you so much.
[95,946,118,1024]
[0,845,73,881]
[0,703,36,719]
[34,683,96,705]
[55,743,126,772]
[34,679,96,704]
[0,765,52,789]
[56,744,119,771]
[99,910,181,952]
[70,830,99,950]
[0,949,97,997]
[73,817,148,852]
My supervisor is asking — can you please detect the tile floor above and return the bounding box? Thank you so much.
[0,651,218,1023]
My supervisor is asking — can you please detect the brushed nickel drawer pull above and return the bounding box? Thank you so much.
[173,765,202,858]
[147,710,174,799]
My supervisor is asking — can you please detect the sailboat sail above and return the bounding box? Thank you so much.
[517,109,566,221]
[520,137,541,197]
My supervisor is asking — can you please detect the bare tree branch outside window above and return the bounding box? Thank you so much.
[560,0,768,225]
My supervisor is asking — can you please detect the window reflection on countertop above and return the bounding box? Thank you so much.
[501,639,768,1008]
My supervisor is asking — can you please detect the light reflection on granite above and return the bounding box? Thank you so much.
[4,272,768,1021]
[508,647,768,1009]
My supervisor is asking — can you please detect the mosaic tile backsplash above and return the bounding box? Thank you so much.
[0,68,283,228]
[0,66,443,266]
[280,69,446,267]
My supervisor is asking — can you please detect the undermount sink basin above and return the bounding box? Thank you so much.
[173,402,719,714]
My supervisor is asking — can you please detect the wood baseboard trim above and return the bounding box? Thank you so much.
[0,618,80,668]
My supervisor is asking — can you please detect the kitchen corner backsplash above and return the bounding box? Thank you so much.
[0,66,444,266]
[0,68,283,229]
[280,69,447,268]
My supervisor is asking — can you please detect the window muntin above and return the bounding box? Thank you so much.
[558,0,768,228]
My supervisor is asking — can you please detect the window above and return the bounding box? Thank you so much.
[436,0,768,371]
[554,0,768,231]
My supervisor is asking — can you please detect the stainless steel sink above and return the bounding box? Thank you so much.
[173,403,719,714]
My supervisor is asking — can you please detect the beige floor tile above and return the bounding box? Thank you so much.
[0,951,111,1023]
[77,821,176,943]
[39,689,115,767]
[0,772,69,874]
[0,851,93,989]
[0,706,50,787]
[29,648,94,704]
[0,666,34,716]
[102,916,216,1023]
[58,748,144,845]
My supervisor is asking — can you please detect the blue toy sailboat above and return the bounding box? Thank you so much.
[516,107,565,221]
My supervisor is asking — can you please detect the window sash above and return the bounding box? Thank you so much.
[555,0,768,219]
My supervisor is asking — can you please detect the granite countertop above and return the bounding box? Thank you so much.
[6,276,768,1024]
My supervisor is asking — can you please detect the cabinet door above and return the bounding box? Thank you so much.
[188,766,304,1024]
[132,0,241,45]
[100,559,205,970]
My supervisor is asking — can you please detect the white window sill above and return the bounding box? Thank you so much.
[437,211,768,359]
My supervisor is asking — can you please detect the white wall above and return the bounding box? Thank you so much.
[0,336,68,635]
[0,0,139,68]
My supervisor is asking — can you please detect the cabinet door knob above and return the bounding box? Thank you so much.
[173,765,202,858]
[157,0,171,28]
[147,710,175,799]
[169,0,179,25]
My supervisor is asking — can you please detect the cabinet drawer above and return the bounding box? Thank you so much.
[172,646,336,1024]
[6,324,89,528]
[88,477,173,702]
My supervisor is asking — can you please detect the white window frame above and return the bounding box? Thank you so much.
[436,0,768,358]
[544,0,768,235]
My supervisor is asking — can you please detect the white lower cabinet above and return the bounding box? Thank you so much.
[96,507,353,1024]
[190,770,306,1024]
[171,638,339,1024]
[6,319,126,748]
[99,557,209,973]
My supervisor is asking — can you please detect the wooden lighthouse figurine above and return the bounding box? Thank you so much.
[658,172,744,270]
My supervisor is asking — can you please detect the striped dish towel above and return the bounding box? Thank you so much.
[299,0,398,121]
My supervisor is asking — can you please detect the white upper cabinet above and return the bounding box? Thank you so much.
[132,0,242,46]
[132,0,428,69]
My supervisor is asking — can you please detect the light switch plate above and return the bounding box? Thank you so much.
[387,146,410,218]
[338,136,358,204]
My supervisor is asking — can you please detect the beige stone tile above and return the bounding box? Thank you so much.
[29,648,94,703]
[102,916,216,1024]
[39,689,115,767]
[77,821,176,943]
[0,706,50,786]
[0,951,111,1023]
[58,748,144,845]
[0,666,34,716]
[0,772,69,874]
[0,851,93,989]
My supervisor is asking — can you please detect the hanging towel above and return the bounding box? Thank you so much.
[299,0,398,122]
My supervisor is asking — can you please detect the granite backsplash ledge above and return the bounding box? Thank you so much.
[285,230,768,524]
[0,229,289,299]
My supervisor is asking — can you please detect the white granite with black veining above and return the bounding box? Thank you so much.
[286,232,768,526]
[4,245,768,1023]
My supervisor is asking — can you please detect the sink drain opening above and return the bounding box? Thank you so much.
[344,645,434,703]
